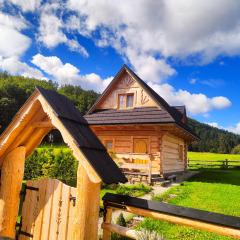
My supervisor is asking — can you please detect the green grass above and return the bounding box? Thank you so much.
[138,170,240,240]
[188,151,240,161]
[188,152,240,169]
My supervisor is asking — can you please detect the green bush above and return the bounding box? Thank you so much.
[24,148,78,186]
[231,144,240,154]
[116,213,127,227]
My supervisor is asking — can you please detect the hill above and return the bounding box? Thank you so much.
[188,118,240,153]
[0,72,239,153]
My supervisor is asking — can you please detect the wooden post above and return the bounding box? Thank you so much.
[102,207,113,240]
[71,164,101,240]
[148,155,152,185]
[0,146,25,239]
[226,159,229,169]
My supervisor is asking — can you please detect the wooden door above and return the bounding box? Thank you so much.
[133,138,148,154]
[18,178,76,240]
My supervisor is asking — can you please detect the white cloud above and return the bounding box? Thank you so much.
[189,78,197,85]
[8,0,41,12]
[64,0,234,115]
[0,12,30,58]
[31,54,111,90]
[67,39,89,57]
[37,9,89,57]
[66,0,240,69]
[148,82,231,115]
[0,56,45,79]
[38,13,67,48]
[206,122,222,128]
[227,122,240,134]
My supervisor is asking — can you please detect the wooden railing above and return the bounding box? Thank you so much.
[188,159,240,169]
[101,193,240,239]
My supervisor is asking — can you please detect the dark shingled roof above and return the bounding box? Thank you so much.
[37,87,127,184]
[85,65,198,140]
[85,107,174,124]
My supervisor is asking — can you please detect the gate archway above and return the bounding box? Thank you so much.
[0,87,127,239]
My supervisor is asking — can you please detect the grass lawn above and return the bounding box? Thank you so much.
[138,170,240,240]
[188,151,240,161]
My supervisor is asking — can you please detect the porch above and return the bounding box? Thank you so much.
[113,153,162,184]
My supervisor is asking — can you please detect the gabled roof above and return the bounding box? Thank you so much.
[85,65,198,140]
[0,87,127,184]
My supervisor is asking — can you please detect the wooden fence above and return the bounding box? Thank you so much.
[188,159,240,169]
[102,193,240,239]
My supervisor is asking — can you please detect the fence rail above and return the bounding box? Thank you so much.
[188,159,240,169]
[102,193,240,239]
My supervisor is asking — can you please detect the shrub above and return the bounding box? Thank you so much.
[231,144,240,154]
[111,213,130,240]
[116,213,127,227]
[24,148,78,186]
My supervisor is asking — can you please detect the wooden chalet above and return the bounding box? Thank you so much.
[84,65,199,183]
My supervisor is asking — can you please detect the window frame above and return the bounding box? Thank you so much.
[117,93,134,109]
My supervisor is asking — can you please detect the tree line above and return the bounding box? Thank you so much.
[0,72,240,154]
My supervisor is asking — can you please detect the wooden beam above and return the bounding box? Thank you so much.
[0,147,25,238]
[110,205,240,239]
[71,164,101,240]
[102,223,137,239]
[31,120,54,129]
[102,208,113,240]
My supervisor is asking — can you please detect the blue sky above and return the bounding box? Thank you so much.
[1,0,240,133]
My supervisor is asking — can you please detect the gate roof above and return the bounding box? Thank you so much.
[0,87,127,184]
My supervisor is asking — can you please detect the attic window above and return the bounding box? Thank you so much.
[118,93,134,109]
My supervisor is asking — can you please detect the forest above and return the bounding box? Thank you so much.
[0,72,239,154]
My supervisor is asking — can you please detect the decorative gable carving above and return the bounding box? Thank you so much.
[117,74,135,88]
[141,89,150,105]
[96,71,159,110]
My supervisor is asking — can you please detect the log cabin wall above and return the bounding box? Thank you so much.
[92,128,162,174]
[161,133,187,174]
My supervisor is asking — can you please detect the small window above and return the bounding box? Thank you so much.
[126,94,134,108]
[179,145,184,161]
[105,140,113,151]
[118,94,125,109]
[118,93,134,109]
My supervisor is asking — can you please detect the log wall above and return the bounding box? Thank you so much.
[162,133,187,174]
[97,131,161,174]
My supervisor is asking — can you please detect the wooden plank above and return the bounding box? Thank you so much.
[66,187,76,239]
[32,179,47,240]
[19,180,36,240]
[102,208,113,240]
[49,180,63,240]
[102,223,137,239]
[58,183,71,240]
[40,179,54,240]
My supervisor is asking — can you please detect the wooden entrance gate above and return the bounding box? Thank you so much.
[17,178,76,240]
